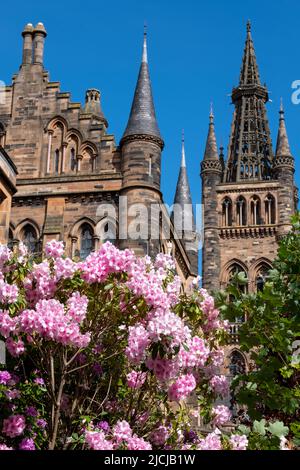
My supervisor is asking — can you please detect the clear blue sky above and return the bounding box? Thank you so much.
[0,0,299,210]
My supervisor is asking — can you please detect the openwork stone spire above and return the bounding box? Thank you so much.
[121,29,163,147]
[224,22,273,182]
[239,20,261,86]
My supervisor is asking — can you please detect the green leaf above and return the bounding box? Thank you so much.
[267,421,289,437]
[253,419,266,436]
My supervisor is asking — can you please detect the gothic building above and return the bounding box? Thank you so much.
[201,21,297,295]
[0,23,198,287]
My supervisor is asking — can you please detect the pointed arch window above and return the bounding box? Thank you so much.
[54,149,60,174]
[222,198,233,226]
[22,224,38,254]
[70,147,77,171]
[237,196,247,226]
[265,194,276,224]
[80,223,94,259]
[250,196,261,225]
[228,263,248,294]
[229,350,246,377]
[255,263,271,292]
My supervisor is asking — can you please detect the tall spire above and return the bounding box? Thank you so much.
[203,105,219,160]
[121,28,163,146]
[174,133,193,207]
[275,100,292,157]
[239,20,261,86]
[224,22,273,182]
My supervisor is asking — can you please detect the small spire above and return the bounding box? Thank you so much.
[275,100,292,157]
[181,129,186,167]
[203,106,219,160]
[247,19,251,33]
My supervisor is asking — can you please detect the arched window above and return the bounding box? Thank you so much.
[22,224,38,254]
[255,263,271,292]
[80,224,94,259]
[228,263,248,294]
[70,148,77,171]
[222,198,232,226]
[54,149,60,174]
[236,196,247,226]
[229,350,246,377]
[0,123,6,147]
[265,194,276,224]
[250,196,261,225]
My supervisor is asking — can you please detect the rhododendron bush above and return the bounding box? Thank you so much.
[0,240,246,450]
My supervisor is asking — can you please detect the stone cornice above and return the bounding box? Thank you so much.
[120,134,164,150]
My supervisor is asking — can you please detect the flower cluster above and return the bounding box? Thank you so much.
[168,374,196,402]
[126,371,147,389]
[85,420,152,450]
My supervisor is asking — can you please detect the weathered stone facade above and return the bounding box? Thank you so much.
[0,23,197,287]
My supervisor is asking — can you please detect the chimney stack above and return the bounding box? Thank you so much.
[32,22,47,65]
[21,23,34,65]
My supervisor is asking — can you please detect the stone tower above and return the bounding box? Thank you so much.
[201,21,297,293]
[119,31,164,257]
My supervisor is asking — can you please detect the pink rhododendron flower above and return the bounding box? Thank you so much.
[2,414,26,438]
[147,311,191,348]
[112,420,132,443]
[150,425,170,446]
[6,337,25,357]
[0,280,18,303]
[126,370,147,389]
[85,430,114,450]
[125,325,150,364]
[0,444,13,450]
[19,438,35,450]
[44,240,64,259]
[198,431,222,450]
[229,434,248,450]
[209,375,230,397]
[67,292,88,323]
[212,405,231,426]
[0,371,11,385]
[168,373,196,401]
[127,435,152,450]
[179,336,210,368]
[0,310,17,338]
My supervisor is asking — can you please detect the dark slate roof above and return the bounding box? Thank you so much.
[275,101,292,157]
[173,134,195,231]
[122,33,162,140]
[174,135,193,206]
[203,108,219,160]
